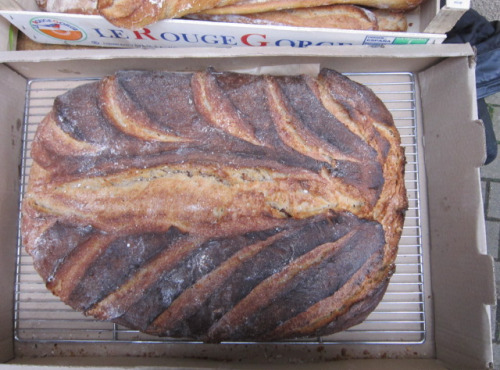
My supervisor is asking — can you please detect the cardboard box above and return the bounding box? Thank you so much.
[0,44,494,369]
[0,0,469,50]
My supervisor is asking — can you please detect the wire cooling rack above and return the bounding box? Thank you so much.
[14,72,427,345]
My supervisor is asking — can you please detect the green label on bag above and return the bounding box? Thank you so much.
[393,37,430,45]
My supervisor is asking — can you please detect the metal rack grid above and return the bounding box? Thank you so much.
[14,72,426,345]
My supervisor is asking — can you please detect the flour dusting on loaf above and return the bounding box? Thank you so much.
[36,0,98,14]
[22,69,407,342]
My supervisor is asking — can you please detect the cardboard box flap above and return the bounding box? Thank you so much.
[419,55,494,369]
[424,0,470,34]
[0,44,492,369]
[0,44,475,78]
[5,357,452,369]
[0,63,25,363]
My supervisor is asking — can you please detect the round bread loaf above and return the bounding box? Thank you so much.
[21,68,407,342]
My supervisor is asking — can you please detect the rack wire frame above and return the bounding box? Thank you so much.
[13,71,427,346]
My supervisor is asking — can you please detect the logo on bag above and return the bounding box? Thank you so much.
[30,17,87,42]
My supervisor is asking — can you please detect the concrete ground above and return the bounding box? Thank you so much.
[484,92,500,369]
[471,0,500,368]
[472,0,500,22]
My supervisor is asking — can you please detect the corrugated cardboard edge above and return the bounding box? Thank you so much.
[0,44,475,83]
[0,43,474,62]
[5,357,450,369]
[419,55,495,370]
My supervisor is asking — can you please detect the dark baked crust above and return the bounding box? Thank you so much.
[22,68,407,342]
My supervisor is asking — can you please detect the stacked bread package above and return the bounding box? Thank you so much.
[36,0,427,31]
